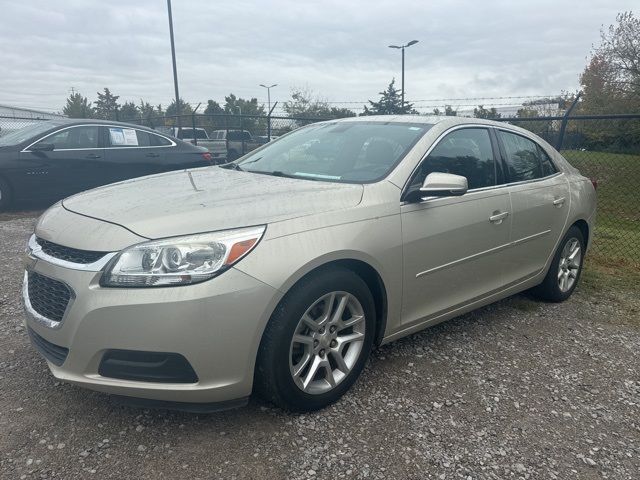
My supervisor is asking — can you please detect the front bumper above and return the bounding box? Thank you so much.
[23,256,281,405]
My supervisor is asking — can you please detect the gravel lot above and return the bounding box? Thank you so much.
[1,212,639,480]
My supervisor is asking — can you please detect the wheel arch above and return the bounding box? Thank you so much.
[273,255,389,347]
[572,218,590,248]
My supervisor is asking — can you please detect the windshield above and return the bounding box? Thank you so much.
[0,122,60,147]
[235,121,432,183]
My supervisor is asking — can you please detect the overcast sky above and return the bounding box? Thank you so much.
[0,0,635,114]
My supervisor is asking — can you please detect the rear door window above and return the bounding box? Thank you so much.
[498,130,556,182]
[108,127,140,147]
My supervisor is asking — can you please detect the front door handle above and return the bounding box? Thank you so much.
[145,152,160,158]
[553,197,566,207]
[489,211,509,224]
[85,154,101,159]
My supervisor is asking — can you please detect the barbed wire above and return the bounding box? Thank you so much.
[1,93,568,117]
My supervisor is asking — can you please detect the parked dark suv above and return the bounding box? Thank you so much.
[0,119,213,209]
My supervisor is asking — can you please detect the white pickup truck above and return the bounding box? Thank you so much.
[210,130,264,161]
[158,127,227,163]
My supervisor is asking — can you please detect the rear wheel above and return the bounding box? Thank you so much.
[255,267,375,411]
[532,225,585,302]
[0,177,12,210]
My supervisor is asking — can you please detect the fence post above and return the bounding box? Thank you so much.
[267,101,278,141]
[191,112,198,146]
[556,92,581,151]
[224,114,229,157]
[240,114,245,155]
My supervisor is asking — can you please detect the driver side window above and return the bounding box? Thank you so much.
[410,128,496,191]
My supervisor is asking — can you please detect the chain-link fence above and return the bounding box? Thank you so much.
[120,112,325,156]
[503,114,640,268]
[0,115,52,137]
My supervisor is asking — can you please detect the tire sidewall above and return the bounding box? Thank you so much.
[548,227,586,301]
[264,268,375,411]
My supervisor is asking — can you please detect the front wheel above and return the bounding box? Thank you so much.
[532,225,585,302]
[255,267,375,411]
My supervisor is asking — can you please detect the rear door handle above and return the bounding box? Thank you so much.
[489,211,509,224]
[145,152,160,158]
[553,197,566,207]
[85,154,101,159]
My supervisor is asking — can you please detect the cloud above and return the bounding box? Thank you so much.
[0,0,633,113]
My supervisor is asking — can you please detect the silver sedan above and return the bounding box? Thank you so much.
[23,116,596,412]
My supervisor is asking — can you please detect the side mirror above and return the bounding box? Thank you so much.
[30,143,55,152]
[420,172,468,197]
[406,172,468,202]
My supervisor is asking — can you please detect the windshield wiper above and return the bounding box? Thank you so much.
[246,170,317,180]
[219,162,243,171]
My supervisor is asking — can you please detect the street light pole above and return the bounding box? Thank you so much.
[167,0,181,127]
[260,83,277,140]
[388,40,419,111]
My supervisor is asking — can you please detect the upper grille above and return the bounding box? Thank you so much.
[36,237,106,264]
[27,272,72,323]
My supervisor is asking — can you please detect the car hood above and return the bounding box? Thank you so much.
[62,167,364,239]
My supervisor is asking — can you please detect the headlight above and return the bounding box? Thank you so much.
[101,226,265,287]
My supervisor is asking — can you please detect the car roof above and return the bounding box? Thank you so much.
[323,114,547,143]
[43,118,162,134]
[327,114,503,127]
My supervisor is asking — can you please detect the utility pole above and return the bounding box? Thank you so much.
[260,84,277,140]
[388,40,419,110]
[167,0,181,127]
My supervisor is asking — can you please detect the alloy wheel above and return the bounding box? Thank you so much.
[558,237,581,292]
[289,291,366,394]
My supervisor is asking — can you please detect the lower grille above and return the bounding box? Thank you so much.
[99,350,199,383]
[28,327,69,366]
[27,272,72,323]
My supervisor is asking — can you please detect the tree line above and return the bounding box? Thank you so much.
[62,11,638,150]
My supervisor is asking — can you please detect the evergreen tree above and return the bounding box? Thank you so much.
[62,92,94,118]
[362,79,416,115]
[138,100,157,120]
[94,88,120,120]
[119,101,139,121]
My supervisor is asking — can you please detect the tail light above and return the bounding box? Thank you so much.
[201,152,213,164]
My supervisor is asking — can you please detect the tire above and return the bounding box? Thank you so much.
[532,225,585,302]
[255,266,376,412]
[0,177,12,211]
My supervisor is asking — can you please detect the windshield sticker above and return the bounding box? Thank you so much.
[294,172,342,180]
[109,128,139,146]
